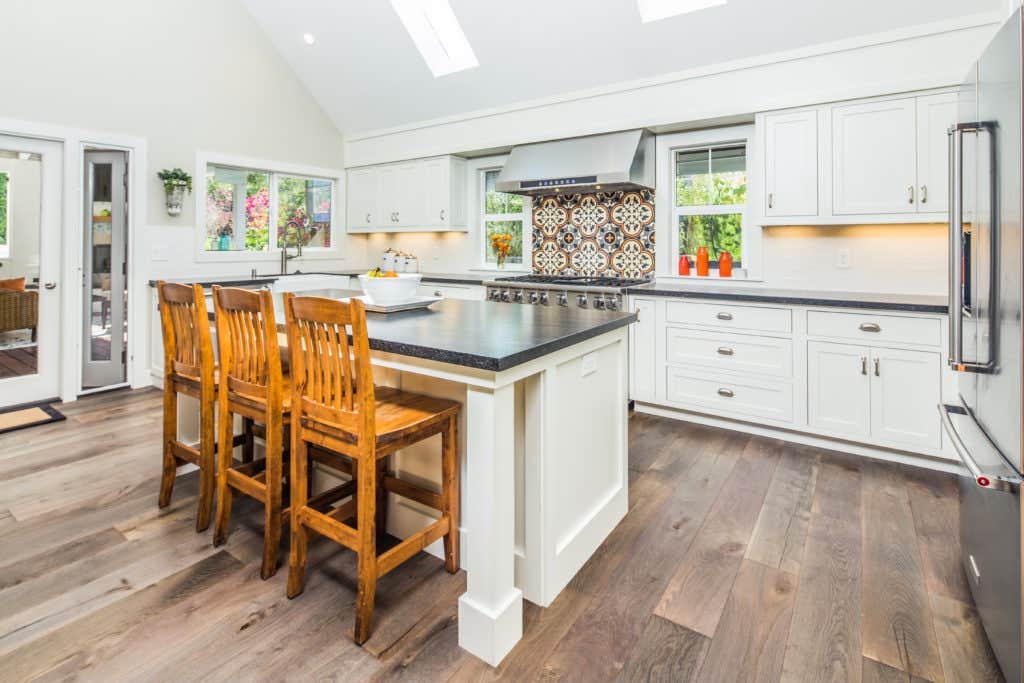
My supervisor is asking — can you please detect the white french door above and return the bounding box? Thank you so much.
[0,134,62,407]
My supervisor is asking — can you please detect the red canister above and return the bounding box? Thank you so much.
[696,246,709,276]
[719,251,733,277]
[678,255,691,276]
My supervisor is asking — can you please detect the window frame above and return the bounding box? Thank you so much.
[654,125,761,280]
[195,151,344,263]
[673,144,748,267]
[477,163,531,270]
[0,170,9,259]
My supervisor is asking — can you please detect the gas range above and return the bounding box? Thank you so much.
[483,274,650,310]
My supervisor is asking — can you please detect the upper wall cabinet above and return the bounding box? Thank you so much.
[346,155,468,233]
[755,89,956,225]
[763,110,819,218]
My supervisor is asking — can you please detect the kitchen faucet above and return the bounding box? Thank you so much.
[279,220,308,274]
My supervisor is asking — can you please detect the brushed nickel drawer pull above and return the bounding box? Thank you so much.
[859,322,881,333]
[716,312,733,321]
[717,347,734,356]
[861,355,867,375]
[874,357,880,377]
[717,388,734,398]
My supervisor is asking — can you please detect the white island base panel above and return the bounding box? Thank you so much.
[173,327,629,667]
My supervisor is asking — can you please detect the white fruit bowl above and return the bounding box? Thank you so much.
[357,273,422,305]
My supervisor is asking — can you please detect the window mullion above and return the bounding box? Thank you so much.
[269,172,279,252]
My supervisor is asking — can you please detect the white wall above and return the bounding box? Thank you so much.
[0,0,366,280]
[0,156,41,281]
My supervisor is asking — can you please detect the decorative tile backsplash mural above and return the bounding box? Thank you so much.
[531,190,655,278]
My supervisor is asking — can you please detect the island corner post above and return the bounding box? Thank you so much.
[171,292,634,666]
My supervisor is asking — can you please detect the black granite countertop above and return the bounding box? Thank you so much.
[625,281,948,314]
[207,288,636,372]
[148,270,494,288]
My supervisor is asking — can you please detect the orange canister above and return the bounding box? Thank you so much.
[719,251,733,277]
[696,246,709,276]
[678,255,691,276]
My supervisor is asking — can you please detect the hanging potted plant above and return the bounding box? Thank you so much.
[157,168,192,216]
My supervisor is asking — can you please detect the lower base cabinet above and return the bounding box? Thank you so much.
[630,295,950,463]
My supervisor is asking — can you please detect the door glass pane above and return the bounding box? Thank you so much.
[88,162,113,361]
[0,149,42,379]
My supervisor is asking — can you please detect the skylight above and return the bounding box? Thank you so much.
[637,0,727,23]
[390,0,479,77]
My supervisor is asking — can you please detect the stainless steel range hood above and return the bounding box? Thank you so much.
[495,129,654,196]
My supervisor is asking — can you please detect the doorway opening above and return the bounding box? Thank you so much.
[81,150,128,392]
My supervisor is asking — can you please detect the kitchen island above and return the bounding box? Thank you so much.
[187,288,636,665]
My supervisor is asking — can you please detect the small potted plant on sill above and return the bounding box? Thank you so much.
[217,227,232,251]
[157,168,192,216]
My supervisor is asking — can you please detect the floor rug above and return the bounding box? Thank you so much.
[0,402,65,435]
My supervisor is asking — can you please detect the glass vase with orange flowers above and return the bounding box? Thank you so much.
[490,232,513,268]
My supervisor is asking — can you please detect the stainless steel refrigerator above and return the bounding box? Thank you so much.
[942,9,1024,683]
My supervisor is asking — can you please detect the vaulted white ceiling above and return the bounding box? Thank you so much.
[242,0,999,136]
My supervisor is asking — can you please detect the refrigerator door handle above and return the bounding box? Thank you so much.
[947,121,998,373]
[939,403,1021,492]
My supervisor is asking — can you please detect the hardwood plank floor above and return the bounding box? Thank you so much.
[0,388,1002,682]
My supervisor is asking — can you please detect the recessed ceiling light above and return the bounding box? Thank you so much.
[637,0,726,23]
[303,32,315,45]
[391,0,479,78]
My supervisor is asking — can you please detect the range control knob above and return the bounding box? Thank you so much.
[557,292,569,307]
[539,292,550,306]
[514,290,525,303]
[528,291,540,305]
[594,297,607,310]
[488,289,501,301]
[577,294,588,308]
[606,296,619,311]
[501,290,512,302]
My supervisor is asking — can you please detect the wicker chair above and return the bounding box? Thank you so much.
[0,289,38,340]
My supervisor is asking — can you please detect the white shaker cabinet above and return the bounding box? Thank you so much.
[346,155,468,233]
[762,110,819,218]
[832,97,918,215]
[807,341,872,439]
[869,346,942,449]
[915,92,958,214]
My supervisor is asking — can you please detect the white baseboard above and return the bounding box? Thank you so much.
[634,402,966,475]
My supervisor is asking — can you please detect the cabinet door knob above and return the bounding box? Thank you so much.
[716,346,734,356]
[716,312,733,321]
[920,185,927,204]
[907,185,915,204]
[861,355,868,375]
[874,357,880,376]
[439,209,446,221]
[717,388,734,398]
[768,192,774,209]
[859,322,881,332]
[365,213,371,223]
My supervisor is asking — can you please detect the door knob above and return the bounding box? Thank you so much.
[44,282,57,290]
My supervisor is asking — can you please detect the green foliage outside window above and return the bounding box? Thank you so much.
[484,170,524,264]
[675,146,746,265]
[0,173,7,246]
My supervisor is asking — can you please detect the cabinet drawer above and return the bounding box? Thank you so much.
[665,301,792,334]
[665,367,793,423]
[666,327,794,378]
[418,283,483,301]
[806,310,940,346]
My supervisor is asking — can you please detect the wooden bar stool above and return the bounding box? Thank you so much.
[211,285,290,579]
[156,281,218,532]
[283,292,461,644]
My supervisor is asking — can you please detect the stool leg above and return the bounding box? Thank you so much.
[287,433,309,598]
[260,415,284,580]
[213,399,234,547]
[354,454,378,645]
[195,391,216,532]
[158,385,177,509]
[375,457,388,538]
[441,415,460,574]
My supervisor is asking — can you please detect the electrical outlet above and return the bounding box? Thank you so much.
[835,248,851,269]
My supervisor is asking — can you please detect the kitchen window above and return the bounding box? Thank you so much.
[481,169,527,267]
[674,144,747,266]
[0,172,8,258]
[202,162,335,253]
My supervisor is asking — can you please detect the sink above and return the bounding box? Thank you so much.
[271,274,352,293]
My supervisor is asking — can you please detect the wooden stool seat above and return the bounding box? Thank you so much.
[300,387,459,452]
[283,293,461,646]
